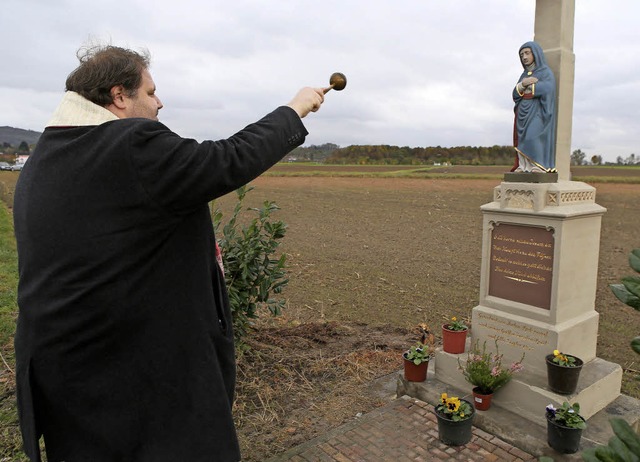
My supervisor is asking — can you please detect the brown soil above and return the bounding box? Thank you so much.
[223,174,640,461]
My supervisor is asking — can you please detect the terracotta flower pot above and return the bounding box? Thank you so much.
[442,324,468,354]
[434,399,475,446]
[545,354,583,395]
[472,387,493,411]
[546,414,585,454]
[403,354,429,382]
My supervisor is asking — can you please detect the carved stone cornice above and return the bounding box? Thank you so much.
[487,180,603,215]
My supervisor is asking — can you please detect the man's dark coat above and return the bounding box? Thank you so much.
[13,105,307,461]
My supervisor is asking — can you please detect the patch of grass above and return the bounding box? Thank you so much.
[400,172,503,180]
[0,203,27,460]
[265,170,640,183]
[265,164,640,183]
[265,170,380,178]
[0,172,20,209]
[573,176,640,184]
[264,170,505,181]
[264,170,429,178]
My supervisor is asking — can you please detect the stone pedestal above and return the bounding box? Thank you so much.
[434,346,622,423]
[433,180,622,422]
[477,180,606,373]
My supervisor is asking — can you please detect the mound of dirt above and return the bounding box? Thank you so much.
[234,321,419,461]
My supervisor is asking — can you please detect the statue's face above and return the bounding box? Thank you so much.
[520,48,535,67]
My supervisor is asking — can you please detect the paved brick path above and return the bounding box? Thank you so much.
[266,396,537,462]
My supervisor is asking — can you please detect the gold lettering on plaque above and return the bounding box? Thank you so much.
[488,223,554,310]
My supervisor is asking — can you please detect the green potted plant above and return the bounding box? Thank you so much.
[545,402,586,454]
[433,392,475,446]
[458,340,524,410]
[545,349,583,394]
[403,323,436,382]
[442,315,469,354]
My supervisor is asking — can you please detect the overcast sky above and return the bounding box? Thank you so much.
[2,0,638,162]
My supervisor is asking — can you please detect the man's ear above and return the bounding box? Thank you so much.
[110,85,127,109]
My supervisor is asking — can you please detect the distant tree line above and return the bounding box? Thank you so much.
[1,141,31,154]
[3,138,636,168]
[571,149,639,166]
[287,144,638,167]
[324,145,515,165]
[0,141,32,163]
[614,153,639,166]
[286,143,339,162]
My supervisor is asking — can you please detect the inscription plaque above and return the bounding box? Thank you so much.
[488,223,554,310]
[476,312,549,351]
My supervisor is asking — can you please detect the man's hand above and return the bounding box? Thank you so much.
[287,87,325,118]
[522,76,538,87]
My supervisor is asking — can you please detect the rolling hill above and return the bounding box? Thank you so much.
[0,126,42,147]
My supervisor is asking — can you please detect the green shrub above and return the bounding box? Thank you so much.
[609,248,640,354]
[581,418,640,461]
[212,185,289,348]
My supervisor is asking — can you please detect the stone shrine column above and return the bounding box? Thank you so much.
[534,0,575,181]
[404,0,629,438]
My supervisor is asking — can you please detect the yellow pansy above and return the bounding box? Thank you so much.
[446,397,461,412]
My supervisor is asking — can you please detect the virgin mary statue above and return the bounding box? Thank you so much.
[512,41,557,173]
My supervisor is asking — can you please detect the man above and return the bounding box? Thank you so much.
[512,41,557,173]
[13,44,325,462]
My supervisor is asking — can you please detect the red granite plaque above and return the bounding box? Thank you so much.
[488,223,554,310]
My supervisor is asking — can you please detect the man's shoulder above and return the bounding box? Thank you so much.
[104,118,171,132]
[97,118,178,145]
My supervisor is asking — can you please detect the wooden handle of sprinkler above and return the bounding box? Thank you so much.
[323,85,335,94]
